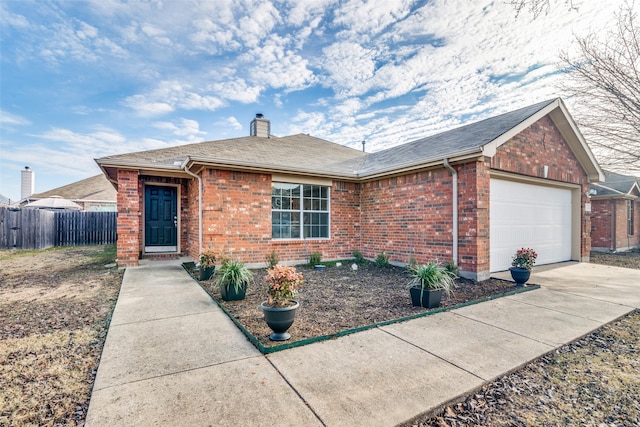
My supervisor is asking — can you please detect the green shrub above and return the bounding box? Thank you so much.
[216,258,253,293]
[265,250,279,268]
[309,252,322,265]
[352,250,365,264]
[444,259,459,278]
[406,261,455,295]
[375,251,390,267]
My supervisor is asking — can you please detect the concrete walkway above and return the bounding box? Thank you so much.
[85,261,640,426]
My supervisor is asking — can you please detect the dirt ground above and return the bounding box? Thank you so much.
[199,263,519,347]
[0,246,121,427]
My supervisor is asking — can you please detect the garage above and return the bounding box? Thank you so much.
[490,178,573,272]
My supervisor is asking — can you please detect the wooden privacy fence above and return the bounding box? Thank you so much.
[0,207,117,249]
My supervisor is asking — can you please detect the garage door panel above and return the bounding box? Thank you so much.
[490,179,572,272]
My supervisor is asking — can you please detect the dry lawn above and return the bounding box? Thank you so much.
[0,246,121,427]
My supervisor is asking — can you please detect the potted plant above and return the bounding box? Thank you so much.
[406,261,455,308]
[198,250,217,281]
[509,247,537,286]
[260,265,303,341]
[216,258,253,301]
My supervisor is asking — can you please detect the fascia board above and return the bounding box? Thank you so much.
[549,100,604,183]
[481,99,560,158]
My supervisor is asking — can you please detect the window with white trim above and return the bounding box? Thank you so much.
[272,183,330,239]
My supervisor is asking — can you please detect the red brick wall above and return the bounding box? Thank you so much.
[458,161,490,277]
[591,199,613,250]
[116,169,141,267]
[490,115,592,259]
[359,169,456,265]
[187,169,361,264]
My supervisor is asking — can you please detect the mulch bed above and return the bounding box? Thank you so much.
[199,262,522,348]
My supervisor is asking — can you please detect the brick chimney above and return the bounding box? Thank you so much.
[250,113,270,138]
[21,166,34,199]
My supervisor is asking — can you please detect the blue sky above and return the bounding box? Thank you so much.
[0,0,623,201]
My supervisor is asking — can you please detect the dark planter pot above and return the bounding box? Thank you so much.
[509,267,531,287]
[220,282,247,301]
[409,287,443,308]
[260,300,299,341]
[199,266,215,281]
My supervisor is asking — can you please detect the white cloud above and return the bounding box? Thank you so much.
[0,111,31,126]
[153,118,206,141]
[214,116,243,131]
[123,80,226,115]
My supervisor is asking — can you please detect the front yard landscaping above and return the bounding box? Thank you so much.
[198,263,525,349]
[1,246,638,426]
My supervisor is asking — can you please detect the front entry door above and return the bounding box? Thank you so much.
[144,185,177,253]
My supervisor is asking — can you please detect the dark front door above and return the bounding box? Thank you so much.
[145,185,177,252]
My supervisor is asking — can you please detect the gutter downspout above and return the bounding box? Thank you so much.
[183,162,203,256]
[443,159,458,265]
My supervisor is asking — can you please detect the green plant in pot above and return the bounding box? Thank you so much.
[406,261,455,308]
[509,247,537,287]
[216,258,253,301]
[260,265,303,341]
[198,250,217,281]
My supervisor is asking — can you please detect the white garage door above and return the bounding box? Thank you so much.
[490,179,572,272]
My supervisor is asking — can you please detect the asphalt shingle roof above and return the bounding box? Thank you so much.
[31,174,117,201]
[590,170,640,197]
[358,99,556,176]
[97,99,558,179]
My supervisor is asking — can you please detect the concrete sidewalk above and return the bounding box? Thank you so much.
[86,261,640,426]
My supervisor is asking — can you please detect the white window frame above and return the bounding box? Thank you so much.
[271,182,331,240]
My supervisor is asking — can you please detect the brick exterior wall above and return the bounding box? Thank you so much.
[184,170,360,265]
[114,114,594,277]
[591,199,613,250]
[116,169,141,266]
[591,198,640,251]
[490,115,592,261]
[360,169,455,264]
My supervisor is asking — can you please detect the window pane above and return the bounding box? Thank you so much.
[319,213,328,225]
[320,187,328,198]
[320,200,327,211]
[303,199,311,210]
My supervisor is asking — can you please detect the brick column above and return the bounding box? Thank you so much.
[116,169,140,267]
[458,160,490,280]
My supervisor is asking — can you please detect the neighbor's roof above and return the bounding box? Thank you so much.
[30,174,117,202]
[590,170,640,198]
[96,98,603,182]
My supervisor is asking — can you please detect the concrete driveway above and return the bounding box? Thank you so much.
[86,260,640,427]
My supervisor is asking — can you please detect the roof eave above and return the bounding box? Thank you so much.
[480,98,604,183]
[184,157,361,181]
[357,150,484,181]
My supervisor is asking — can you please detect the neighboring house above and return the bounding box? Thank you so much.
[0,194,13,207]
[96,98,603,280]
[590,171,640,252]
[23,174,117,212]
